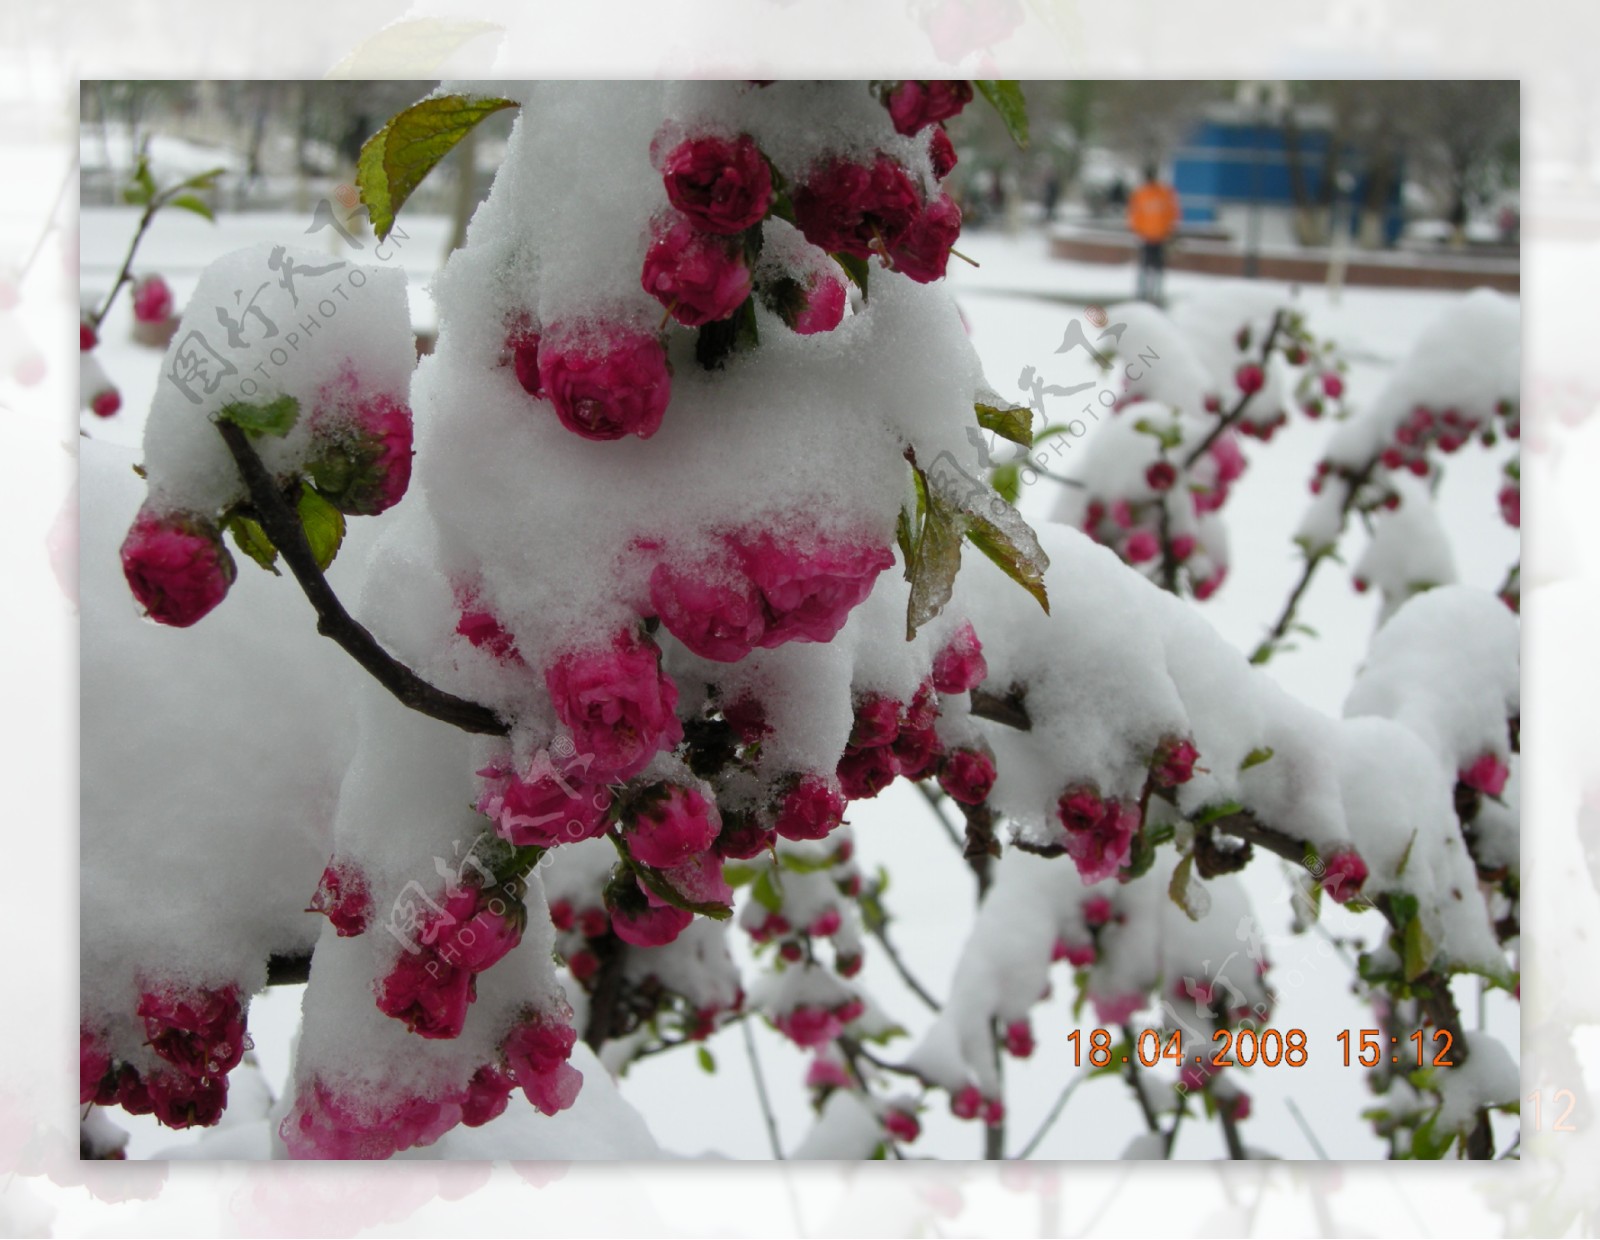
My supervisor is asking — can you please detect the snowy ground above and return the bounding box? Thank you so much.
[79,208,1519,1162]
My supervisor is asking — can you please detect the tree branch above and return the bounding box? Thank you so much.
[742,1019,785,1159]
[581,933,629,1051]
[216,420,509,736]
[864,920,942,1014]
[969,685,1032,731]
[1012,1069,1088,1158]
[1183,311,1286,469]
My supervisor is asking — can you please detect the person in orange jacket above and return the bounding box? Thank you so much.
[1127,163,1181,303]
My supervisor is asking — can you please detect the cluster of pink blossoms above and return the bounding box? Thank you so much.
[80,982,246,1130]
[118,366,413,628]
[1053,736,1199,883]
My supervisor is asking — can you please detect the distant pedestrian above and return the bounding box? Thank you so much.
[1127,163,1181,303]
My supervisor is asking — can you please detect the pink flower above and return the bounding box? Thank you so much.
[806,1055,853,1090]
[461,1065,516,1128]
[477,761,613,848]
[1061,940,1096,967]
[608,883,693,947]
[775,1005,844,1048]
[641,213,753,327]
[714,809,777,859]
[456,603,523,663]
[648,853,733,909]
[309,858,372,936]
[649,558,768,661]
[1082,895,1115,927]
[376,949,475,1039]
[928,126,958,180]
[1004,1020,1035,1058]
[137,983,246,1080]
[1124,529,1160,564]
[722,694,771,744]
[1460,752,1509,797]
[851,693,903,748]
[1321,372,1344,398]
[885,1108,922,1142]
[306,384,415,516]
[80,320,98,351]
[1170,534,1197,561]
[888,193,963,284]
[932,621,988,695]
[791,273,847,335]
[1146,461,1177,492]
[793,155,921,261]
[426,885,526,974]
[131,274,174,323]
[81,1027,112,1105]
[1209,433,1247,485]
[1235,363,1264,394]
[502,1008,583,1117]
[1152,736,1199,788]
[809,907,843,937]
[1056,786,1139,884]
[280,1075,463,1159]
[938,746,997,805]
[661,133,774,235]
[891,724,943,781]
[146,1070,228,1130]
[1498,484,1520,528]
[734,531,895,646]
[1228,1090,1252,1121]
[545,632,683,782]
[1110,498,1134,529]
[120,507,236,628]
[1178,1060,1213,1093]
[1091,991,1147,1026]
[1319,848,1369,904]
[506,322,542,396]
[885,80,975,135]
[838,744,900,800]
[1193,567,1228,600]
[775,775,847,842]
[626,784,721,869]
[537,326,671,441]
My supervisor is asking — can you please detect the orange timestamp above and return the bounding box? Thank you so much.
[1338,1027,1455,1068]
[1066,1027,1310,1069]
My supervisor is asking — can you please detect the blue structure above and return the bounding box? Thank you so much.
[1171,113,1404,246]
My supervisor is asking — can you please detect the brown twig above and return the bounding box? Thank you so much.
[216,420,510,737]
[1183,310,1287,469]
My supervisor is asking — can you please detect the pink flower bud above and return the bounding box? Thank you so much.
[137,982,246,1080]
[309,858,372,936]
[951,1082,982,1120]
[885,80,975,135]
[1056,786,1138,884]
[647,852,733,909]
[649,557,768,662]
[1235,363,1264,394]
[1498,484,1520,529]
[806,1056,852,1090]
[734,531,896,647]
[887,193,963,284]
[837,744,900,800]
[147,1069,228,1129]
[1061,940,1096,967]
[1083,895,1115,927]
[714,809,777,860]
[461,1065,516,1128]
[306,380,415,516]
[1145,461,1177,492]
[1319,848,1369,904]
[607,882,693,948]
[1193,567,1228,601]
[80,320,98,351]
[1111,498,1134,529]
[1004,1020,1035,1058]
[506,322,542,397]
[626,784,721,870]
[1091,991,1146,1026]
[641,213,753,327]
[427,885,526,974]
[938,746,997,805]
[775,1005,844,1049]
[80,1027,113,1105]
[1169,534,1197,561]
[477,760,613,848]
[793,154,920,261]
[1152,736,1199,788]
[131,274,174,323]
[501,1006,583,1117]
[809,907,843,937]
[537,325,671,442]
[120,507,236,627]
[928,126,958,179]
[791,272,847,335]
[1460,753,1510,798]
[1125,529,1160,564]
[891,724,943,781]
[545,632,682,782]
[661,133,774,235]
[775,775,848,842]
[1321,372,1344,399]
[885,1108,922,1142]
[932,620,988,695]
[376,949,475,1039]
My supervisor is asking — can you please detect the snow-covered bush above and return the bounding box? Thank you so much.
[81,80,1520,1162]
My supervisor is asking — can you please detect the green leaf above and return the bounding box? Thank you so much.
[1403,915,1436,983]
[975,80,1029,149]
[123,155,156,207]
[1192,801,1244,828]
[777,849,836,875]
[904,485,967,641]
[975,397,1034,447]
[991,462,1020,505]
[1089,1040,1133,1078]
[696,1046,716,1074]
[357,93,518,241]
[167,193,214,222]
[225,514,280,575]
[752,867,784,913]
[173,166,226,194]
[834,252,870,302]
[296,483,346,573]
[1395,828,1418,878]
[965,505,1050,616]
[1168,852,1202,920]
[1240,747,1275,772]
[216,394,300,438]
